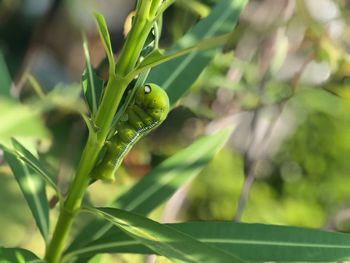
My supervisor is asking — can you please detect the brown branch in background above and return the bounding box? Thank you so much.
[232,0,312,221]
[233,75,266,221]
[326,206,350,231]
[234,161,255,221]
[233,51,314,221]
[291,54,314,90]
[161,182,191,223]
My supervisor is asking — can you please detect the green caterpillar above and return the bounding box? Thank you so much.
[91,83,169,182]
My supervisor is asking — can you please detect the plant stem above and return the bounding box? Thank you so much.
[150,0,162,17]
[45,135,101,263]
[44,2,155,262]
[94,21,153,142]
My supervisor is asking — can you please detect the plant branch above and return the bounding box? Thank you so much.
[44,1,159,261]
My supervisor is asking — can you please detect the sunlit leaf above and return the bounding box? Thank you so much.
[11,138,59,197]
[85,207,244,263]
[0,247,44,263]
[0,51,11,98]
[64,221,350,262]
[2,146,49,242]
[66,128,233,253]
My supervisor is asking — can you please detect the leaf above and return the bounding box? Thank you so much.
[0,247,44,263]
[64,222,350,262]
[129,33,232,82]
[82,68,104,115]
[0,98,49,147]
[82,35,104,115]
[94,12,115,76]
[11,138,60,198]
[113,129,232,214]
[147,0,248,105]
[0,51,11,98]
[66,128,233,253]
[136,49,165,72]
[85,207,244,263]
[2,145,50,243]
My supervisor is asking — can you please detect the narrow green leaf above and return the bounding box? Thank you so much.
[148,0,248,105]
[64,222,350,262]
[94,12,115,76]
[113,129,232,214]
[86,207,244,263]
[0,51,11,98]
[66,129,233,253]
[11,138,60,199]
[2,146,50,243]
[82,34,104,115]
[128,33,232,82]
[82,68,104,115]
[0,247,44,263]
[63,227,149,262]
[136,49,165,73]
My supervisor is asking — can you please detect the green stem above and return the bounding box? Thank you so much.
[44,209,75,263]
[94,15,153,141]
[45,135,101,263]
[150,0,162,17]
[44,2,155,262]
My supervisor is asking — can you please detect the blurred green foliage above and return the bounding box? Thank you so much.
[181,0,350,232]
[1,0,350,261]
[186,149,244,220]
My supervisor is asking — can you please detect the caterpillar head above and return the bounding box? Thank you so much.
[135,83,170,121]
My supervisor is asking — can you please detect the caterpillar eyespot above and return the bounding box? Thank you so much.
[144,85,152,94]
[91,83,170,182]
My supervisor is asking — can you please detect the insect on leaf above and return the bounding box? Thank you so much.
[91,83,170,182]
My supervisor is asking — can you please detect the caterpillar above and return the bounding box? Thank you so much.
[91,83,169,182]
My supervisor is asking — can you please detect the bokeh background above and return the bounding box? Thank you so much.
[1,0,350,262]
